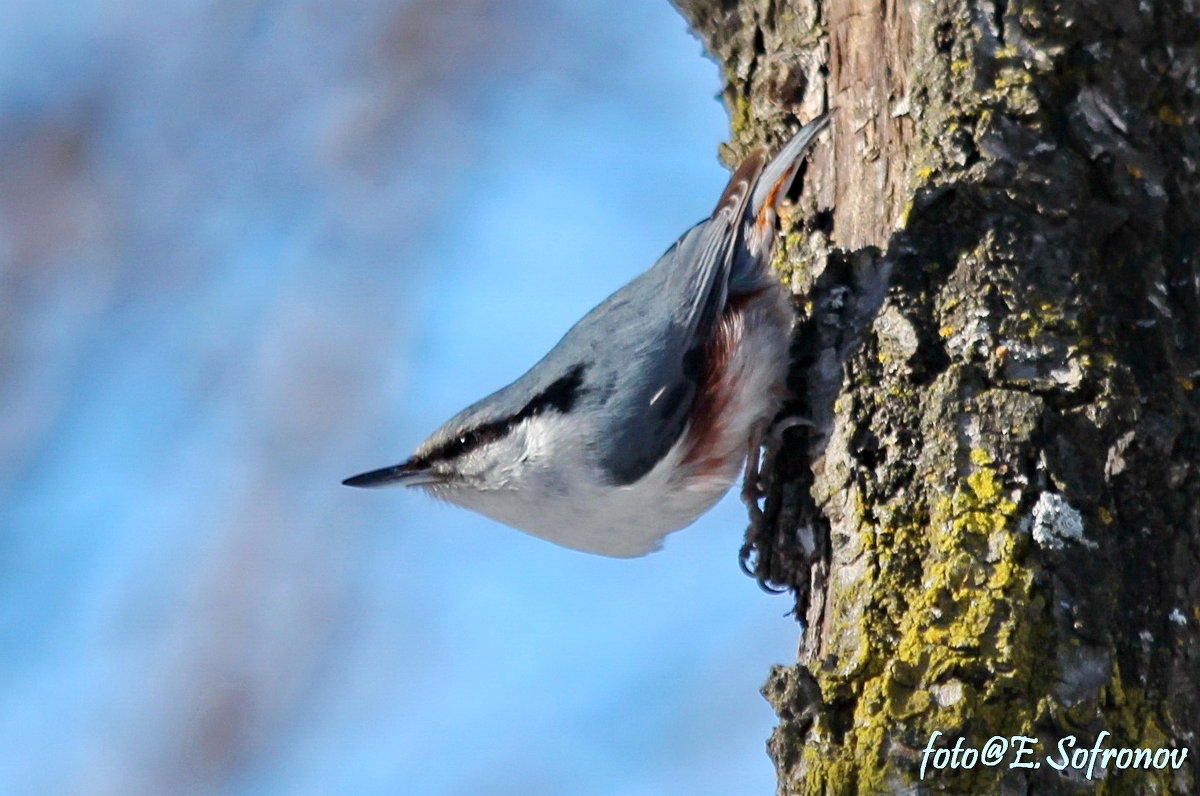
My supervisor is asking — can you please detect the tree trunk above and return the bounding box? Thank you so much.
[673,0,1200,792]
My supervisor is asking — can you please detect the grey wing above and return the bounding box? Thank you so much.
[581,220,745,484]
[587,154,763,485]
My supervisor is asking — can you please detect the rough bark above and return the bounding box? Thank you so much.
[674,0,1200,792]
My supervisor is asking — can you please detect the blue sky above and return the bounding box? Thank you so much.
[0,2,799,793]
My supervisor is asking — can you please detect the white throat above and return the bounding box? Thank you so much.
[431,412,737,557]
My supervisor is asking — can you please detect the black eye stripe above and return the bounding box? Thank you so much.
[444,425,502,458]
[520,364,585,417]
[420,365,587,465]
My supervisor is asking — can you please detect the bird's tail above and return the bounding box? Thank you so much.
[731,113,831,291]
[749,112,831,221]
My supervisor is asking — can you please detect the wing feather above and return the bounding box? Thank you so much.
[592,151,766,485]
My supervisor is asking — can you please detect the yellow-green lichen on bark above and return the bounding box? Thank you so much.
[792,443,1053,793]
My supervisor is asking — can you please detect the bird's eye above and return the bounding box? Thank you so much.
[436,426,499,461]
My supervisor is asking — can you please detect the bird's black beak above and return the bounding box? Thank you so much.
[342,461,441,488]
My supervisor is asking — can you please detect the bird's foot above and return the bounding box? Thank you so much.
[741,420,767,526]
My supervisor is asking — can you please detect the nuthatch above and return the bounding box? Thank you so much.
[345,115,831,557]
